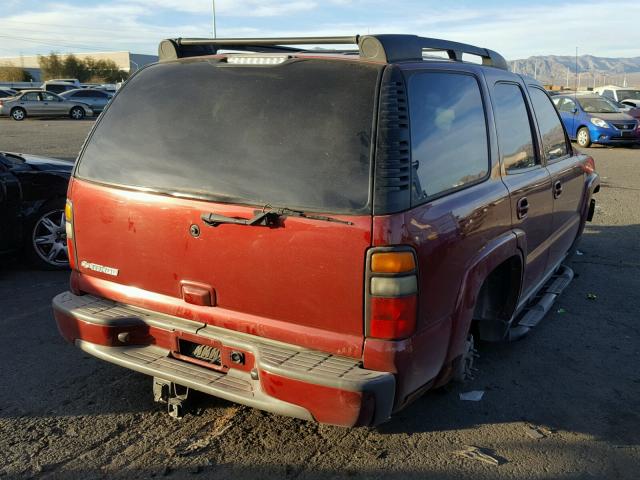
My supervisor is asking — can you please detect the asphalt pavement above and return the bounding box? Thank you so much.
[0,118,639,479]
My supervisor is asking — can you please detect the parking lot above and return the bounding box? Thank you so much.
[1,117,639,479]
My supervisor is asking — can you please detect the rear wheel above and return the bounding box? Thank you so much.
[70,106,85,120]
[577,127,591,148]
[27,202,69,270]
[11,107,26,121]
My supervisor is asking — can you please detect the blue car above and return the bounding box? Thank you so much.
[552,94,639,147]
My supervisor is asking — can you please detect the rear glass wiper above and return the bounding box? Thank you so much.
[201,207,353,227]
[273,207,354,225]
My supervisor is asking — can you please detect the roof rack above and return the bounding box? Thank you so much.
[158,34,509,70]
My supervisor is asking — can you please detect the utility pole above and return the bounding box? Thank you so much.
[575,47,578,92]
[212,0,217,38]
[566,66,569,88]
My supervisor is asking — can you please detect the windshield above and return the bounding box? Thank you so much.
[617,90,640,101]
[579,97,618,113]
[76,59,380,214]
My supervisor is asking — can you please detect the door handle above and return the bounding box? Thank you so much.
[517,197,529,220]
[553,180,563,198]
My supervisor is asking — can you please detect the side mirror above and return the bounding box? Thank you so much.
[572,107,578,114]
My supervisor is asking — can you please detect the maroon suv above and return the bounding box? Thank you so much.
[53,35,599,426]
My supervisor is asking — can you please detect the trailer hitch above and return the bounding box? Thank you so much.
[153,377,190,419]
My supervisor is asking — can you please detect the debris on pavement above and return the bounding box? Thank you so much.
[454,446,502,466]
[525,425,550,439]
[177,423,234,456]
[557,308,567,314]
[586,293,597,300]
[459,390,484,401]
[576,250,584,256]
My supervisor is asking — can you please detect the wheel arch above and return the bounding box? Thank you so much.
[444,231,524,363]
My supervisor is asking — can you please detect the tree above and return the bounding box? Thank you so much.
[0,64,33,82]
[37,53,129,84]
[84,57,129,83]
[38,52,64,80]
[62,54,90,82]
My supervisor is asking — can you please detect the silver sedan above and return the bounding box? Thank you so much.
[0,90,93,121]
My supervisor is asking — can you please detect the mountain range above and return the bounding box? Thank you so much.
[508,55,640,88]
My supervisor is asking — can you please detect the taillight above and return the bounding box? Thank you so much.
[0,100,4,106]
[366,248,418,340]
[65,199,77,270]
[582,157,596,174]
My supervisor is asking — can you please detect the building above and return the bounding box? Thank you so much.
[0,51,158,81]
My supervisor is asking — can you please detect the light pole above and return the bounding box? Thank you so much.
[212,0,217,38]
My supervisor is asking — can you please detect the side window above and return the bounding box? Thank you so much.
[493,83,537,172]
[557,98,576,113]
[22,92,39,101]
[408,72,489,202]
[41,92,58,101]
[528,87,569,162]
[603,89,614,99]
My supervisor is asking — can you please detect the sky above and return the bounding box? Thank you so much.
[1,0,639,60]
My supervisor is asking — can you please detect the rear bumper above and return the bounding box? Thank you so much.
[52,292,395,427]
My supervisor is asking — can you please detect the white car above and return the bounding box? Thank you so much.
[594,85,640,108]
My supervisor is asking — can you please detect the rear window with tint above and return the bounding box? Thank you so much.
[75,59,381,214]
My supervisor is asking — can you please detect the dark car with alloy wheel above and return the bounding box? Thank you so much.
[0,151,72,269]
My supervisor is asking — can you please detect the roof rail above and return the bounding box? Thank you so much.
[157,34,509,70]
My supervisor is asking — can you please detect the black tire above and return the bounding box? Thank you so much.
[70,106,85,120]
[11,107,26,121]
[25,200,70,270]
[576,127,591,148]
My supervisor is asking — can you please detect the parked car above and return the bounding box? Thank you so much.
[53,34,599,427]
[552,93,639,147]
[42,81,78,94]
[60,89,113,114]
[47,78,81,87]
[594,85,640,108]
[0,90,93,121]
[0,88,17,98]
[0,151,73,269]
[605,97,640,121]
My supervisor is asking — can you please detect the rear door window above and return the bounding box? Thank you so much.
[76,59,381,214]
[493,83,538,172]
[528,87,569,162]
[408,71,489,202]
[41,92,59,101]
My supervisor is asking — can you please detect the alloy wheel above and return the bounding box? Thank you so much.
[32,209,69,267]
[71,107,84,120]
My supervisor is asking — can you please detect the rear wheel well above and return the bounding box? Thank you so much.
[472,256,522,342]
